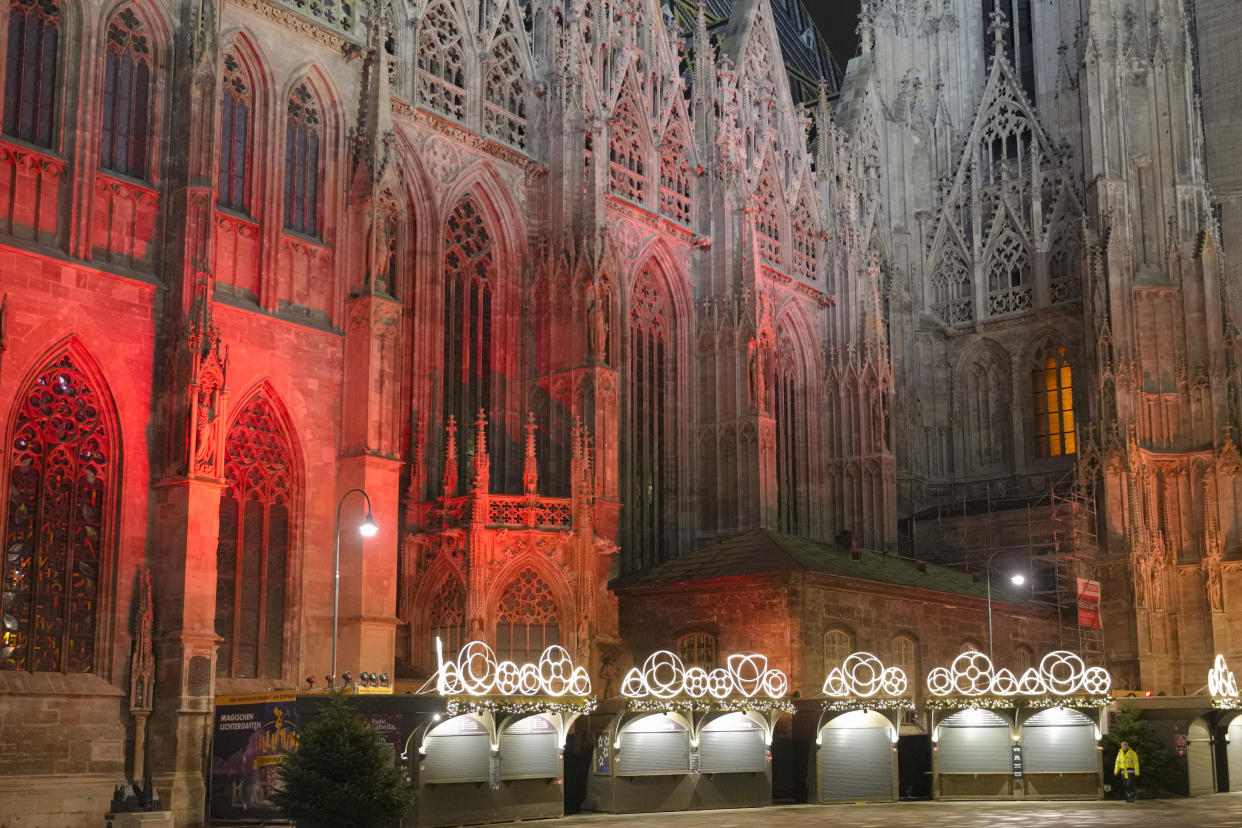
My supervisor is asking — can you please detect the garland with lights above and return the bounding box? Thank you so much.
[621,650,789,700]
[444,695,597,717]
[925,694,1111,711]
[822,652,908,698]
[926,650,1111,698]
[625,697,796,715]
[821,697,914,713]
[1210,654,1239,702]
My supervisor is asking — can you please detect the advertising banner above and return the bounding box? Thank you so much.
[209,692,299,823]
[1077,578,1102,629]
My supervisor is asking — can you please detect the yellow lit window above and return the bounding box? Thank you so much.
[1033,347,1076,458]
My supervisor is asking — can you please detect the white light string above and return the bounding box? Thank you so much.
[925,650,1111,697]
[620,650,789,700]
[822,652,908,698]
[435,638,592,697]
[1210,654,1239,699]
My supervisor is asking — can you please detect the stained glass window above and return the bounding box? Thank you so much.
[215,395,293,678]
[496,567,558,664]
[3,0,60,148]
[1033,346,1075,458]
[100,7,152,179]
[283,83,320,236]
[625,265,676,569]
[440,198,498,494]
[3,355,109,673]
[218,52,252,213]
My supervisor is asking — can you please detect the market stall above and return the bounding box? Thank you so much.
[408,639,594,827]
[927,650,1110,800]
[582,650,792,814]
[812,652,910,802]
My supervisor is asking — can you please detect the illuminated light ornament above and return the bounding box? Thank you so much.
[925,650,1112,698]
[620,650,789,702]
[435,638,592,697]
[1209,654,1240,699]
[821,652,908,698]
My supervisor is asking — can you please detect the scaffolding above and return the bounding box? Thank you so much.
[1046,466,1105,664]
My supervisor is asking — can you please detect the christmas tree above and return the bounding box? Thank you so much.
[273,692,417,827]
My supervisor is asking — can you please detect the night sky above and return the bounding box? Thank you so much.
[807,0,864,69]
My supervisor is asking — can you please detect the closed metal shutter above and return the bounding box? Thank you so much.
[499,714,559,779]
[1188,721,1215,796]
[1228,719,1242,792]
[937,711,1010,774]
[618,730,690,774]
[1021,710,1096,773]
[700,729,766,773]
[819,726,893,801]
[422,733,490,783]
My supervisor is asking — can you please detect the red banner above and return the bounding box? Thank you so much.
[1077,578,1102,629]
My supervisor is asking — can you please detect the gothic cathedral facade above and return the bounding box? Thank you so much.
[0,0,1237,824]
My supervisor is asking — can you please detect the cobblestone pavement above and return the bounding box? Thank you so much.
[558,794,1242,828]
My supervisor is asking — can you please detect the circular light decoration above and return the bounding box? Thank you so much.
[620,650,789,701]
[435,637,592,697]
[925,650,1111,697]
[1209,654,1240,699]
[821,652,909,698]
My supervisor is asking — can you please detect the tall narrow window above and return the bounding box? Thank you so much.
[658,123,691,224]
[983,0,1035,102]
[930,246,973,325]
[416,1,466,121]
[483,34,525,149]
[4,0,59,147]
[753,174,782,266]
[791,198,817,281]
[496,567,558,664]
[625,265,677,570]
[428,575,465,665]
[215,395,294,679]
[3,354,111,673]
[823,628,854,668]
[892,635,917,682]
[218,52,252,213]
[986,227,1032,316]
[441,199,497,494]
[774,332,805,534]
[100,8,152,179]
[284,83,320,236]
[609,88,646,203]
[1033,346,1075,458]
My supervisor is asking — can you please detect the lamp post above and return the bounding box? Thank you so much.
[332,487,379,689]
[985,550,1026,660]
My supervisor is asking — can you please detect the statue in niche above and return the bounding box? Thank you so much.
[367,210,395,295]
[1204,553,1225,612]
[585,281,608,362]
[748,338,767,415]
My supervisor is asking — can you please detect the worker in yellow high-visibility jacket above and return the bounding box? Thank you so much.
[1114,739,1140,802]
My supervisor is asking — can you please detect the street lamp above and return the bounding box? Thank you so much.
[332,488,378,689]
[985,551,1026,660]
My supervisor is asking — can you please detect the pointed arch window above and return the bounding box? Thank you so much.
[496,566,558,663]
[416,1,466,121]
[774,331,805,534]
[1049,239,1080,305]
[658,123,691,224]
[428,575,465,665]
[791,199,817,282]
[4,0,59,148]
[215,395,294,679]
[283,83,321,237]
[753,175,782,267]
[1033,345,1075,458]
[986,228,1032,316]
[483,34,526,149]
[100,7,153,179]
[441,199,500,494]
[218,52,252,213]
[609,91,646,203]
[963,352,1011,473]
[3,354,110,673]
[930,246,973,325]
[625,265,677,569]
